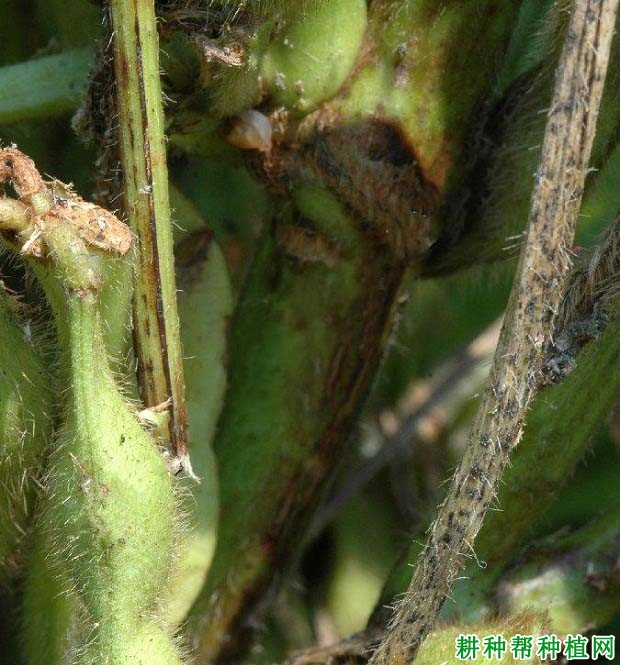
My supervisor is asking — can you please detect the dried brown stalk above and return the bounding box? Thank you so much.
[368,1,620,664]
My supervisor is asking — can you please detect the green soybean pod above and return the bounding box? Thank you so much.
[40,268,182,664]
[261,0,367,113]
[22,285,182,665]
[0,287,52,572]
[22,528,78,665]
[166,190,234,625]
[0,152,183,664]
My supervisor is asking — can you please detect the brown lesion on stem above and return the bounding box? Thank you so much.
[299,118,440,260]
[195,242,410,665]
[100,0,191,471]
[75,3,191,468]
[198,105,444,659]
[366,2,620,664]
[253,111,441,262]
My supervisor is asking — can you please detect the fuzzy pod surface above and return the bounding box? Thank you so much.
[39,294,180,664]
[0,288,52,572]
[23,288,182,664]
[261,0,367,113]
[186,1,525,658]
[166,194,234,625]
[0,150,182,664]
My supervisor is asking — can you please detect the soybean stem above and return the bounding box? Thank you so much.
[108,0,191,471]
[369,1,619,663]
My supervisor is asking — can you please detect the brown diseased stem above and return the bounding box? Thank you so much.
[368,1,620,664]
[108,0,191,471]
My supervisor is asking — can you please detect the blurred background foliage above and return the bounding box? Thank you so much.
[2,1,620,663]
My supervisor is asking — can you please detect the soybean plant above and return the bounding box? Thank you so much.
[0,149,182,665]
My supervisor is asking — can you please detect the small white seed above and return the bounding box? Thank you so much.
[226,110,272,151]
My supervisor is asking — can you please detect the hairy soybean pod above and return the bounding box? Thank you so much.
[24,283,183,664]
[166,195,234,624]
[0,150,183,665]
[40,292,181,665]
[0,287,52,573]
[261,0,367,113]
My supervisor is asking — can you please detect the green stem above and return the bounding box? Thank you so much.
[108,0,190,469]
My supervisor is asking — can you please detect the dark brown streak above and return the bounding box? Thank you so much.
[210,251,407,665]
[131,4,186,459]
